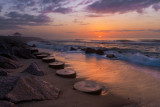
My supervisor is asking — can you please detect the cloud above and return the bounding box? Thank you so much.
[66,32,76,33]
[0,5,2,12]
[86,14,104,17]
[53,24,66,26]
[0,11,51,30]
[87,0,160,14]
[53,7,72,14]
[95,29,160,33]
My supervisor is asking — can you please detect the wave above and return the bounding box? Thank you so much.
[28,41,160,68]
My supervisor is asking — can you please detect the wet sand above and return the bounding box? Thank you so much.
[13,57,135,107]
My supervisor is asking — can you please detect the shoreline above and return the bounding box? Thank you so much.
[0,36,138,107]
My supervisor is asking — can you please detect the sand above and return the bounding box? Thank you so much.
[7,57,136,107]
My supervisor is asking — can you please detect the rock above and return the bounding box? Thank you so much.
[0,44,7,50]
[56,69,76,78]
[96,49,104,55]
[49,62,65,69]
[74,80,102,94]
[22,62,44,76]
[106,54,116,58]
[0,76,60,103]
[123,105,141,107]
[30,48,38,54]
[42,57,55,63]
[0,56,20,69]
[85,48,96,54]
[0,101,16,107]
[70,47,77,51]
[0,70,8,76]
[31,44,36,47]
[36,54,49,59]
[13,47,32,59]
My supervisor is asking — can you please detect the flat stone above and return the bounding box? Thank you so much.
[42,57,55,63]
[74,80,102,94]
[56,69,76,78]
[22,62,44,76]
[36,54,49,59]
[49,62,65,69]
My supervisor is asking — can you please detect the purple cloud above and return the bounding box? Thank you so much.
[87,0,160,14]
[53,7,72,14]
[0,11,51,30]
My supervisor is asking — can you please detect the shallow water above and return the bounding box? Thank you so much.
[39,48,160,107]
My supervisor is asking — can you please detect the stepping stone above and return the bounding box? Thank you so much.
[22,62,44,76]
[74,80,102,94]
[56,69,76,78]
[36,54,49,59]
[49,62,65,69]
[42,56,55,63]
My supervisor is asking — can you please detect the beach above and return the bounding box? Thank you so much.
[0,36,138,107]
[1,36,160,107]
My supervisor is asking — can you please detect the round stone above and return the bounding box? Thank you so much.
[36,54,49,59]
[49,62,65,69]
[74,80,102,94]
[56,69,76,78]
[42,57,55,63]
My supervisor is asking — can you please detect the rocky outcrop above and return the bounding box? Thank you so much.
[0,56,20,69]
[0,70,8,76]
[22,62,44,76]
[0,101,16,107]
[85,48,96,54]
[0,76,60,103]
[106,54,116,58]
[13,47,33,59]
[95,49,104,55]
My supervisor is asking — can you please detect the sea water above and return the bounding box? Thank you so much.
[28,39,160,106]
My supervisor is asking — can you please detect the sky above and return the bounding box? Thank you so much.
[0,0,160,40]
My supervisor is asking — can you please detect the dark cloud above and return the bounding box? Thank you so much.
[86,14,104,17]
[0,11,51,30]
[87,0,160,14]
[0,5,2,12]
[53,7,72,14]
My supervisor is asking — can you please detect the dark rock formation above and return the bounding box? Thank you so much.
[31,44,36,47]
[0,76,60,103]
[13,47,34,59]
[106,54,116,58]
[0,56,20,69]
[0,70,8,76]
[95,49,104,55]
[70,47,77,51]
[22,62,44,76]
[0,101,16,107]
[85,48,96,54]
